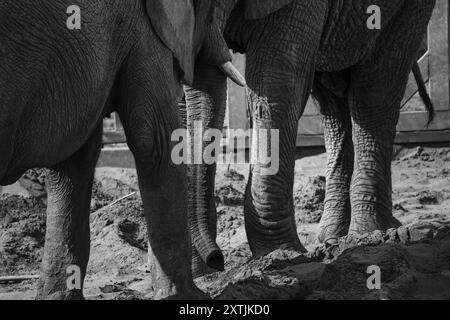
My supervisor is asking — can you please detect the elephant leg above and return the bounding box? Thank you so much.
[184,63,227,278]
[0,124,15,183]
[244,88,305,256]
[243,0,327,257]
[117,37,203,299]
[348,86,402,235]
[348,1,433,235]
[37,125,102,300]
[315,86,353,244]
[122,96,200,299]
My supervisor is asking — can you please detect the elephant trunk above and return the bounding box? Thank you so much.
[184,63,228,273]
[189,164,224,272]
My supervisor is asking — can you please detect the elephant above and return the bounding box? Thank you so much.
[184,0,436,276]
[0,0,243,299]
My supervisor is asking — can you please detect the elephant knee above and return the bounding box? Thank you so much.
[129,137,154,163]
[128,132,172,181]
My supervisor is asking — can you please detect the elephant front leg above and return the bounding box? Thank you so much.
[242,0,327,256]
[244,86,306,256]
[124,106,204,300]
[114,29,211,298]
[138,161,204,299]
[37,126,102,300]
[316,92,353,244]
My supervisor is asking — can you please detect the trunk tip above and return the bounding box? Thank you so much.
[206,250,225,272]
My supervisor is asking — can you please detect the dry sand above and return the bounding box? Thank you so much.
[1,146,449,300]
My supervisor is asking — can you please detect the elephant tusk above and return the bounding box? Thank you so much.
[219,62,246,87]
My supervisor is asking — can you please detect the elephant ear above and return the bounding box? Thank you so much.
[245,0,294,19]
[146,0,197,84]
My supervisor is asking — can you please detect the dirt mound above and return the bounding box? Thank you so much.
[2,145,449,300]
[196,249,321,300]
[311,227,450,300]
[215,185,244,206]
[395,146,450,165]
[90,178,136,212]
[213,169,248,270]
[324,220,450,259]
[0,195,46,274]
[196,223,450,300]
[294,176,326,224]
[417,190,444,205]
[18,169,47,201]
[88,194,147,278]
[215,169,246,207]
[224,169,245,182]
[0,170,141,279]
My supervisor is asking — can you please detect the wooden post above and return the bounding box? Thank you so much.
[429,0,449,112]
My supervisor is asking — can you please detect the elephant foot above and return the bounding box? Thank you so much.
[317,228,343,245]
[245,202,306,258]
[152,286,210,300]
[36,289,84,300]
[250,239,307,259]
[192,249,221,279]
[317,214,350,244]
[348,208,402,236]
[147,246,206,301]
[246,211,307,258]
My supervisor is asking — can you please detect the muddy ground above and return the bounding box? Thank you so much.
[1,146,450,300]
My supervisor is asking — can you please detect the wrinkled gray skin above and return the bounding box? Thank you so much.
[186,0,436,276]
[0,0,229,300]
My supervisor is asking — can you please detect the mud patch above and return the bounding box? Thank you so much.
[216,185,244,206]
[0,195,46,274]
[197,224,450,300]
[0,169,141,278]
[418,190,444,205]
[2,146,450,300]
[117,219,147,251]
[19,169,47,201]
[215,169,246,207]
[294,176,326,224]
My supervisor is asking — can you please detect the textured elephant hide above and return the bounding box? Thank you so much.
[245,0,294,19]
[146,0,196,84]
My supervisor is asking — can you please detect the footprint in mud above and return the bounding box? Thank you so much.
[117,219,147,251]
[418,190,444,205]
[215,185,244,206]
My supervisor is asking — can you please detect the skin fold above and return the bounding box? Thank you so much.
[0,0,232,299]
[186,0,437,276]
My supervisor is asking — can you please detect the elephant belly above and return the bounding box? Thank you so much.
[0,103,103,186]
[0,53,111,183]
[0,1,126,183]
[315,0,405,72]
[13,94,105,165]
